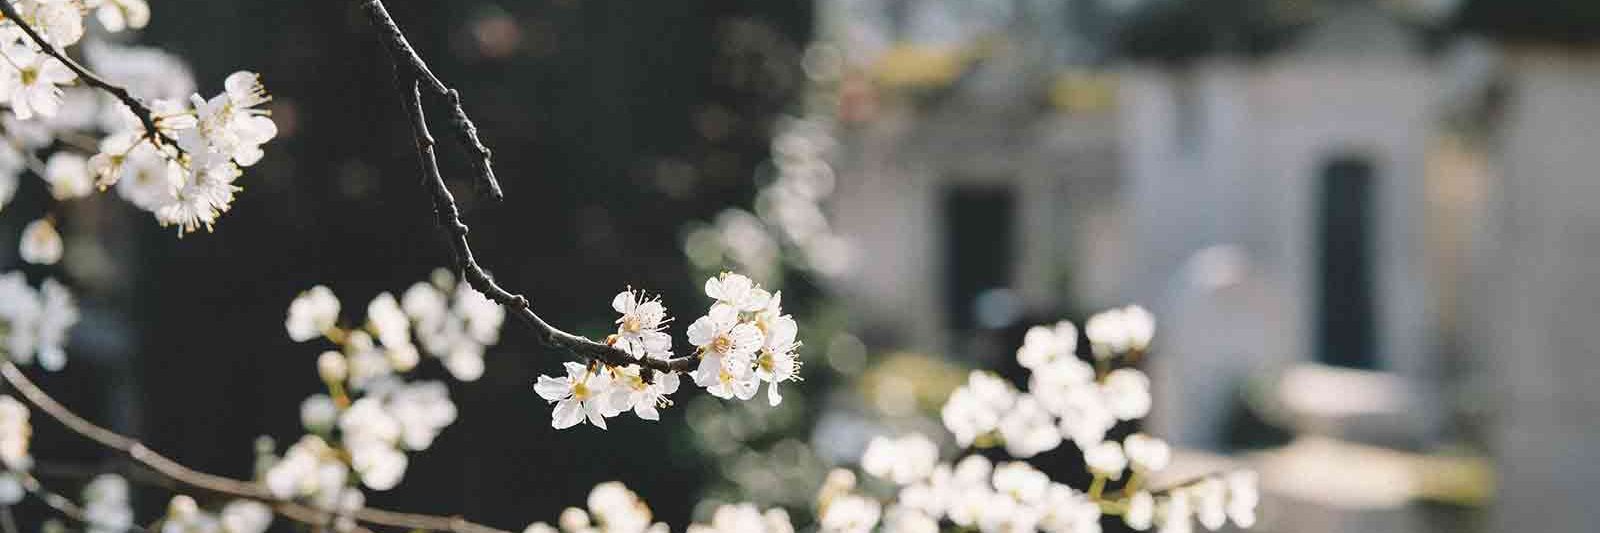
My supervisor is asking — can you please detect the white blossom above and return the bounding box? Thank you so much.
[0,396,30,469]
[704,272,770,313]
[609,365,679,421]
[1225,471,1259,528]
[1126,491,1156,530]
[819,493,880,533]
[299,394,337,434]
[1102,368,1152,420]
[1124,433,1171,473]
[940,371,1016,447]
[90,0,151,33]
[1017,320,1077,369]
[535,362,617,429]
[860,433,938,485]
[0,42,77,120]
[82,474,133,533]
[19,218,62,265]
[1084,441,1127,480]
[286,286,340,342]
[1085,305,1155,358]
[998,394,1063,458]
[612,289,671,360]
[43,151,93,200]
[1191,478,1227,531]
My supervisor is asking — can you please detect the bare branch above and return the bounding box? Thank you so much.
[0,363,510,533]
[15,470,149,533]
[361,0,699,377]
[0,4,182,151]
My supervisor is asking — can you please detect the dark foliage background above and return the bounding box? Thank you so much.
[26,0,812,528]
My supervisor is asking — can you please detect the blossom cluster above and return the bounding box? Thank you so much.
[522,481,672,533]
[266,273,496,522]
[831,306,1257,533]
[158,494,273,533]
[0,271,77,371]
[0,0,276,255]
[534,272,800,430]
[81,474,133,533]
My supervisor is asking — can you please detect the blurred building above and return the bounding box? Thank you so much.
[826,0,1600,531]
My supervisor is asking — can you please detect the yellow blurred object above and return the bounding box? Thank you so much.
[1050,70,1119,113]
[871,45,969,89]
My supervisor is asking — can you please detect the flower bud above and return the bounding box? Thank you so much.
[317,351,348,383]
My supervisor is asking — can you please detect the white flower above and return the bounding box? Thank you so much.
[1038,483,1100,533]
[535,362,617,429]
[992,461,1050,505]
[220,500,273,533]
[1191,478,1227,531]
[316,350,347,383]
[384,380,457,450]
[42,151,93,200]
[180,71,276,167]
[688,306,763,400]
[688,503,792,533]
[262,436,351,511]
[1126,491,1156,530]
[18,0,84,46]
[299,394,337,434]
[1017,320,1077,369]
[82,474,133,533]
[940,371,1015,447]
[1124,433,1171,473]
[610,365,680,421]
[754,314,800,406]
[367,292,411,349]
[1049,383,1115,448]
[1102,368,1152,420]
[704,272,770,313]
[0,472,20,505]
[113,142,183,211]
[0,42,77,120]
[881,506,937,533]
[19,218,62,265]
[340,399,408,490]
[1156,492,1193,533]
[819,493,880,533]
[33,278,75,371]
[1084,441,1127,480]
[583,481,661,533]
[612,289,671,360]
[1225,471,1259,528]
[286,285,340,342]
[92,0,151,32]
[998,394,1063,458]
[0,396,30,469]
[860,434,939,485]
[1085,305,1155,358]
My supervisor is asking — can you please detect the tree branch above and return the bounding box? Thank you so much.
[0,363,509,533]
[15,470,149,533]
[361,0,699,377]
[0,3,182,151]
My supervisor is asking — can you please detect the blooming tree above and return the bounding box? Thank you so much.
[0,1,1258,532]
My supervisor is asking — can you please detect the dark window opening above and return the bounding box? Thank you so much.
[943,186,1016,331]
[1315,155,1378,369]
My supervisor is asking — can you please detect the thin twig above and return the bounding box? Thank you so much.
[0,3,182,151]
[17,471,149,533]
[361,0,699,377]
[0,363,509,533]
[0,505,17,533]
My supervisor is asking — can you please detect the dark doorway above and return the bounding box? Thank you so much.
[943,186,1016,331]
[1315,155,1378,369]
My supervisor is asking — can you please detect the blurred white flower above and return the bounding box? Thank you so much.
[286,286,340,342]
[299,394,337,434]
[1085,305,1155,358]
[1017,320,1077,369]
[941,371,1016,447]
[19,218,63,265]
[82,474,133,533]
[704,272,771,313]
[1102,368,1153,420]
[1124,433,1171,473]
[1225,471,1260,528]
[0,396,31,469]
[861,433,939,485]
[819,493,880,533]
[1084,441,1127,480]
[1191,477,1228,531]
[1126,491,1156,530]
[998,394,1063,458]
